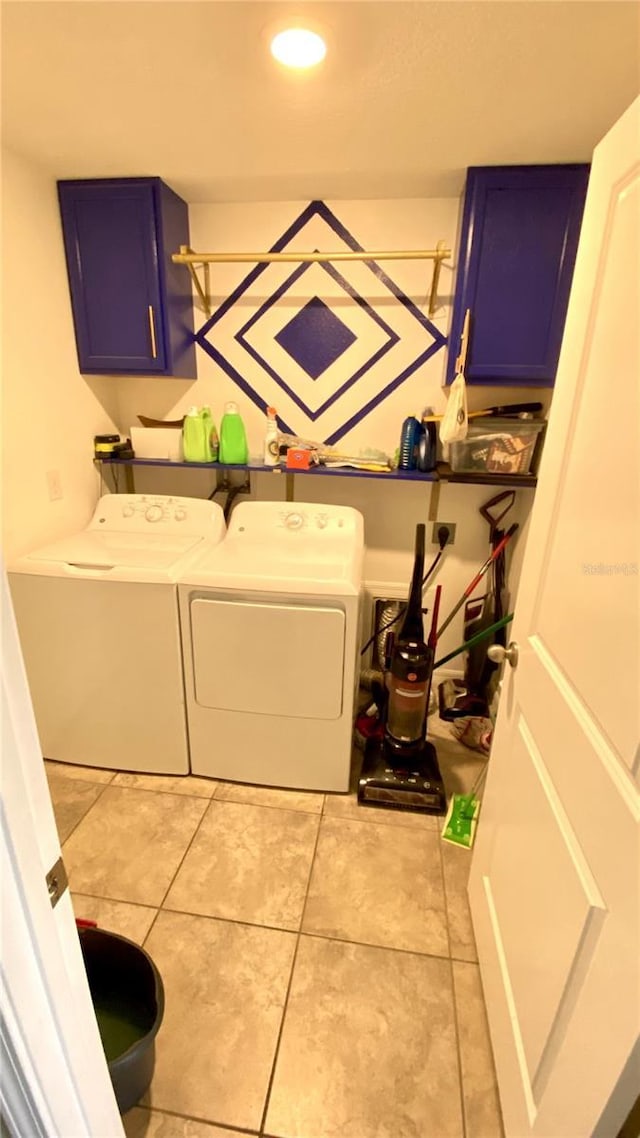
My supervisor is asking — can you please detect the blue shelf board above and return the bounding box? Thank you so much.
[98,457,438,483]
[97,457,537,489]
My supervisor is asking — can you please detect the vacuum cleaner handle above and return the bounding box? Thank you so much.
[437,524,519,638]
[398,523,426,642]
[480,490,515,539]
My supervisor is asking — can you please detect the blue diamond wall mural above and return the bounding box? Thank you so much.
[195,201,447,446]
[275,298,356,380]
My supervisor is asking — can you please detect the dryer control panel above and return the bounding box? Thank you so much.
[88,494,225,539]
[228,501,363,542]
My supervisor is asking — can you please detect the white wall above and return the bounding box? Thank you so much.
[108,196,545,660]
[1,148,119,561]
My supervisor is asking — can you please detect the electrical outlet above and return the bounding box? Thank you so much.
[432,521,456,546]
[46,469,63,501]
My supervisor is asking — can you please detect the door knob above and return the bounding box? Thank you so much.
[487,641,519,668]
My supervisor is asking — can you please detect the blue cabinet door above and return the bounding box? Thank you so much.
[58,179,196,377]
[446,165,590,386]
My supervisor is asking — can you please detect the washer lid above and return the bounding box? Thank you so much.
[21,530,204,572]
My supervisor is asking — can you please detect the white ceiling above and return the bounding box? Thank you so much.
[2,1,639,204]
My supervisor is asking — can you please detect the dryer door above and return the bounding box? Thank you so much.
[190,598,345,719]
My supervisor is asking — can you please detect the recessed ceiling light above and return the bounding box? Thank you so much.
[270,28,326,69]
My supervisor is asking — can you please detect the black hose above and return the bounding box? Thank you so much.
[223,485,244,521]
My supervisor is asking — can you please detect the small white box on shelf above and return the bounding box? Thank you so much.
[130,427,183,462]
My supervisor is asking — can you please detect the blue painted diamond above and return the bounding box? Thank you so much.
[275,297,357,380]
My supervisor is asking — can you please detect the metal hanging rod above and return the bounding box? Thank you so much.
[172,241,451,318]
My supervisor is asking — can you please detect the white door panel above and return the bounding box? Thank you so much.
[486,715,606,1085]
[469,97,640,1138]
[532,169,639,767]
[1,568,123,1136]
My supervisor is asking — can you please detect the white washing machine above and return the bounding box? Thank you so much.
[9,494,226,774]
[178,501,364,792]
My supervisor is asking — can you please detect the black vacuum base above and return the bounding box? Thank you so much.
[357,737,447,815]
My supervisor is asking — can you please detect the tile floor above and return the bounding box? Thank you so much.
[46,716,503,1138]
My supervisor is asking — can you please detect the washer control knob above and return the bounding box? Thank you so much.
[174,509,187,521]
[122,505,135,518]
[145,505,164,523]
[285,512,304,530]
[316,514,328,529]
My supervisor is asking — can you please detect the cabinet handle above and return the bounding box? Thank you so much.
[455,308,471,374]
[148,305,158,359]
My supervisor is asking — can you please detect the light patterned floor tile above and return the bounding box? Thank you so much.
[144,911,296,1130]
[46,776,106,843]
[165,800,319,930]
[265,936,463,1138]
[302,816,449,956]
[45,759,115,784]
[113,772,217,798]
[442,838,478,962]
[214,780,324,814]
[323,786,440,829]
[453,961,504,1137]
[72,894,157,943]
[63,786,207,906]
[123,1106,247,1137]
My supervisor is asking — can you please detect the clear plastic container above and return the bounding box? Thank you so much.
[449,417,545,475]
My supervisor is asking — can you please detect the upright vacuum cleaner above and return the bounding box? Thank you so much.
[438,492,519,721]
[358,523,447,814]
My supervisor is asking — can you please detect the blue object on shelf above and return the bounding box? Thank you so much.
[416,420,438,472]
[399,416,421,470]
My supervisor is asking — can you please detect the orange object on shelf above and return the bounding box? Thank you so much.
[286,448,312,470]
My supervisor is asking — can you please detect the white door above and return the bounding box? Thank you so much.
[468,99,640,1137]
[0,567,124,1137]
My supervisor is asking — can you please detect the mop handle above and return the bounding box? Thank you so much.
[437,524,518,639]
[434,612,514,669]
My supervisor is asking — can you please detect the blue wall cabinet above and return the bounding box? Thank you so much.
[57,178,197,377]
[447,165,590,386]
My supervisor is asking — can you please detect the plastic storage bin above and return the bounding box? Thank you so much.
[449,417,545,475]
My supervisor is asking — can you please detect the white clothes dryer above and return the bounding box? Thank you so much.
[178,501,364,792]
[10,494,225,774]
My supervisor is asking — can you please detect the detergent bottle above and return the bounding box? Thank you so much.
[219,401,249,464]
[263,406,279,466]
[183,406,205,462]
[398,415,421,470]
[201,406,219,462]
